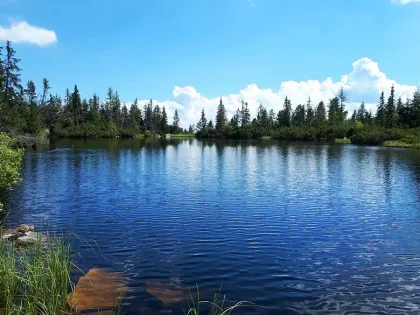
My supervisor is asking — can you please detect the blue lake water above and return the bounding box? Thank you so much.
[3,138,420,314]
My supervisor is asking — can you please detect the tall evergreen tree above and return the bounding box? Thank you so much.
[70,85,82,125]
[268,109,275,128]
[315,101,326,123]
[215,97,227,131]
[292,104,306,125]
[196,108,207,133]
[385,85,396,128]
[277,97,292,127]
[161,106,168,134]
[376,91,386,126]
[240,101,250,127]
[152,104,161,132]
[2,41,22,107]
[338,87,348,121]
[230,108,240,129]
[306,97,314,124]
[172,109,180,133]
[328,97,341,125]
[357,102,366,123]
[40,78,50,107]
[256,104,268,127]
[144,99,153,131]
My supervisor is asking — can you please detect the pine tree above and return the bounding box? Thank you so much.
[215,97,227,131]
[81,99,89,122]
[268,109,275,128]
[144,99,153,131]
[25,80,40,133]
[71,85,82,125]
[161,106,168,134]
[89,94,100,123]
[315,101,327,124]
[277,97,292,127]
[385,85,396,128]
[328,97,340,125]
[357,102,366,123]
[172,109,180,133]
[240,101,250,127]
[230,108,240,129]
[376,91,386,126]
[292,104,305,125]
[196,108,207,133]
[256,104,268,127]
[306,97,314,124]
[40,78,50,107]
[208,120,214,130]
[2,41,22,107]
[338,87,348,121]
[152,104,161,132]
[411,89,420,128]
[351,110,357,122]
[25,80,37,104]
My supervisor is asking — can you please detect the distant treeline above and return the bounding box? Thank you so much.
[0,41,184,138]
[195,87,420,145]
[0,41,419,145]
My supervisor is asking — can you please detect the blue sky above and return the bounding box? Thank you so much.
[1,0,420,126]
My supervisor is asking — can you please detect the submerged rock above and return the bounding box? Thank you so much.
[146,282,189,306]
[67,268,127,312]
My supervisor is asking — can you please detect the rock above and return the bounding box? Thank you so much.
[146,282,189,306]
[67,268,127,312]
[16,224,34,234]
[0,228,15,240]
[1,224,35,241]
[15,232,48,246]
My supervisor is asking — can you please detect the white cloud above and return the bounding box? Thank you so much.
[391,0,420,4]
[135,57,418,128]
[0,20,57,46]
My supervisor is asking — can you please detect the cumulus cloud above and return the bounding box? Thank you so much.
[391,0,420,4]
[0,20,57,46]
[135,57,418,128]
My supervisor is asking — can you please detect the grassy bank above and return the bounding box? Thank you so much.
[0,236,73,314]
[384,140,420,149]
[170,133,195,138]
[334,138,351,144]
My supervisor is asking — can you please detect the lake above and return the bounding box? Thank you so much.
[2,138,420,314]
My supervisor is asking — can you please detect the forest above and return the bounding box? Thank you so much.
[0,41,419,146]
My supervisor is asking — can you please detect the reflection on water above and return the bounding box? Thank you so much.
[3,139,420,314]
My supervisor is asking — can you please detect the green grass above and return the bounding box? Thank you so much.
[384,140,420,149]
[334,138,351,144]
[0,235,73,315]
[170,133,195,138]
[184,285,255,315]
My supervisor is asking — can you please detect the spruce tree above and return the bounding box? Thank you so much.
[315,101,326,123]
[172,109,180,133]
[161,106,168,134]
[40,78,50,107]
[385,85,396,128]
[240,101,250,127]
[2,41,22,107]
[215,97,227,131]
[196,108,207,133]
[376,91,386,126]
